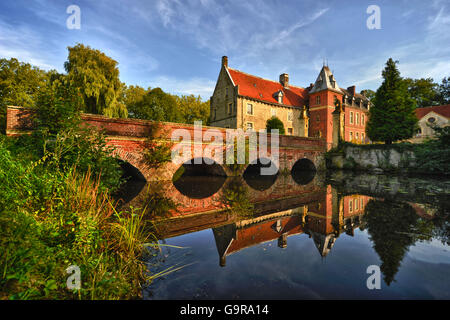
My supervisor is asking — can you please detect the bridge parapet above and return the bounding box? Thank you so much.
[6,106,327,181]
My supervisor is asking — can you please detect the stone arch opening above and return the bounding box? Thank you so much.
[291,158,316,185]
[243,157,279,191]
[172,157,227,199]
[114,160,147,205]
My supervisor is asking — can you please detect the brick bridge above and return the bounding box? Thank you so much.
[6,106,327,181]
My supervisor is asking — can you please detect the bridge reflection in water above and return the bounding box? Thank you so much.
[120,166,383,267]
[133,168,448,299]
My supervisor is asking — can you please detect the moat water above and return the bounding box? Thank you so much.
[119,170,450,299]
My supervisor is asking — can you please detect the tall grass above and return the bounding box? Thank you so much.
[0,137,155,299]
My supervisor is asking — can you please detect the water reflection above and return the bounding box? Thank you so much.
[291,158,317,185]
[137,171,450,299]
[173,175,226,199]
[243,158,279,191]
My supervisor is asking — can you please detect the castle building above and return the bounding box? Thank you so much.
[411,104,450,143]
[210,56,371,149]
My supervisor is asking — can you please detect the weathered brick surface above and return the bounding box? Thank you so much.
[7,106,327,181]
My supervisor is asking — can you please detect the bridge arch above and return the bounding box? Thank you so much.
[242,157,279,191]
[291,158,316,185]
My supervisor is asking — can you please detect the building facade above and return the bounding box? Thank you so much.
[410,105,450,143]
[210,56,371,149]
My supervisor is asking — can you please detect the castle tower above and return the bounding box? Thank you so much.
[308,66,344,149]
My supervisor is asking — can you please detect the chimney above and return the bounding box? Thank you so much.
[222,56,228,68]
[279,73,289,87]
[347,85,356,95]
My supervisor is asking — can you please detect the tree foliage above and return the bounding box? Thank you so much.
[439,76,450,104]
[404,77,441,108]
[0,58,48,133]
[174,94,210,125]
[360,89,376,101]
[122,85,150,118]
[366,58,418,144]
[64,44,127,118]
[129,87,180,122]
[266,116,285,135]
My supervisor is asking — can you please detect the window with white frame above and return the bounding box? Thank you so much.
[288,128,293,135]
[315,95,321,105]
[247,103,253,115]
[246,122,254,131]
[350,111,354,124]
[356,113,359,125]
[271,108,276,117]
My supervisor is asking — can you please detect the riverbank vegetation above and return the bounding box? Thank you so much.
[0,44,186,299]
[0,128,154,299]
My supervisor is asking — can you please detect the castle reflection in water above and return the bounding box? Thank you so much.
[122,169,437,268]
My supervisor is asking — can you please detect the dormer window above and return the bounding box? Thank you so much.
[275,90,284,104]
[329,75,336,88]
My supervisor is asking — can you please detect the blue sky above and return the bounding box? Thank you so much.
[0,0,449,100]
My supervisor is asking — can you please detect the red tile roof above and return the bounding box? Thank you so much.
[227,67,308,108]
[415,105,450,119]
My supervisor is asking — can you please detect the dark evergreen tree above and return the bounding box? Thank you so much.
[365,200,425,286]
[366,58,418,144]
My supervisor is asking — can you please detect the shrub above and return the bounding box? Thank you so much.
[266,116,285,135]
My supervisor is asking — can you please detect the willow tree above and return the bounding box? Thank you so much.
[64,44,127,118]
[366,58,417,144]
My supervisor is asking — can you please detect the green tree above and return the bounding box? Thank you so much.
[130,87,180,122]
[0,58,48,133]
[361,89,376,101]
[36,72,83,134]
[266,116,285,135]
[366,58,418,144]
[439,76,450,104]
[175,94,210,125]
[121,85,150,118]
[64,44,127,118]
[404,77,441,108]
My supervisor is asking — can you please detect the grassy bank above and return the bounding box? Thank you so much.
[0,130,157,299]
